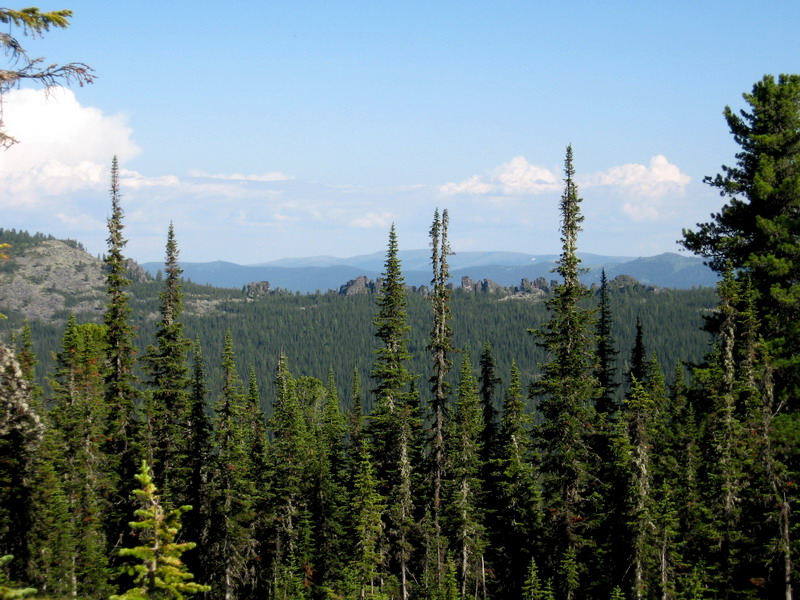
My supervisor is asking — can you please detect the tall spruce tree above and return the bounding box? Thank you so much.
[142,223,192,506]
[181,338,213,587]
[445,352,488,599]
[493,362,540,598]
[530,146,598,600]
[267,354,313,597]
[47,319,112,599]
[206,332,255,600]
[368,224,417,600]
[427,208,455,589]
[102,156,142,553]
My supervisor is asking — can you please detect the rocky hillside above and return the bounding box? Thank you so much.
[0,239,108,321]
[0,235,156,322]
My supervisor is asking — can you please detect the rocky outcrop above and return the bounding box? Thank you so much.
[339,275,376,296]
[0,239,106,321]
[244,280,271,299]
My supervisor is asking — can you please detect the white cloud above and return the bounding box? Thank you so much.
[439,154,690,221]
[440,156,559,196]
[440,175,495,196]
[583,155,690,197]
[582,155,691,221]
[493,156,560,194]
[188,169,294,182]
[0,88,139,204]
[350,212,394,228]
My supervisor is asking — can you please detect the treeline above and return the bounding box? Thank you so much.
[3,74,800,600]
[4,267,717,421]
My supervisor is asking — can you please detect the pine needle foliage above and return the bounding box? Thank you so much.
[111,460,209,600]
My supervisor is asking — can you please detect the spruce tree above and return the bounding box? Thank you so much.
[181,338,212,585]
[530,146,599,600]
[595,269,619,415]
[206,332,255,600]
[141,223,192,506]
[267,354,312,597]
[0,344,42,586]
[493,362,540,598]
[368,224,417,600]
[47,319,112,598]
[102,156,141,555]
[445,352,488,599]
[314,368,347,589]
[427,208,455,589]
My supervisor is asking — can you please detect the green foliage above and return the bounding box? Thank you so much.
[47,317,112,598]
[111,460,209,600]
[594,269,619,415]
[530,147,599,599]
[142,224,193,505]
[0,7,94,148]
[0,555,36,600]
[445,351,487,598]
[206,332,256,597]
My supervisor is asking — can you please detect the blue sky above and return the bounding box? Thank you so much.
[2,1,799,264]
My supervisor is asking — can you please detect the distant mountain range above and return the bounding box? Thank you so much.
[142,250,718,293]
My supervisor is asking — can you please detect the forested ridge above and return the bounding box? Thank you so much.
[3,74,800,600]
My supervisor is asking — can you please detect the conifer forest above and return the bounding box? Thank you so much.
[5,73,800,599]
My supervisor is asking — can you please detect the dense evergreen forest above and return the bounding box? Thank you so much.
[3,74,800,600]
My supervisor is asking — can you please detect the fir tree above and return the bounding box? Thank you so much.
[15,321,41,402]
[346,447,387,600]
[368,224,417,600]
[493,361,540,598]
[427,208,455,589]
[181,338,212,585]
[595,269,619,415]
[530,146,599,600]
[477,341,500,476]
[102,156,142,555]
[267,354,312,597]
[628,317,646,392]
[0,555,36,600]
[141,223,192,506]
[445,352,488,599]
[206,332,255,600]
[47,319,112,598]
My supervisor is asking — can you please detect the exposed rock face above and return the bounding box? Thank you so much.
[0,239,106,321]
[245,280,271,299]
[339,276,377,296]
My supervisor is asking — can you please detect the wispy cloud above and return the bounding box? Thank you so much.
[120,168,180,189]
[350,212,395,228]
[188,169,294,182]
